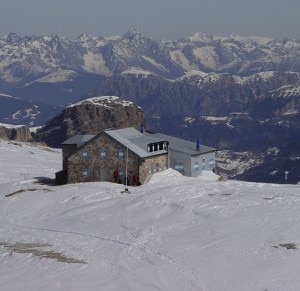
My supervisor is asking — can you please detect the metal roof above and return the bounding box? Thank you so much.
[61,128,216,158]
[104,127,168,158]
[144,132,216,155]
[61,134,95,148]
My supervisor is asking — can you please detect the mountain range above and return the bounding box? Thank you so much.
[0,30,299,109]
[1,30,300,82]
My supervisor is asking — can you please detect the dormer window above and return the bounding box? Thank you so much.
[147,141,168,153]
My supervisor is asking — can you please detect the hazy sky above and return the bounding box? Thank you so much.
[1,0,299,40]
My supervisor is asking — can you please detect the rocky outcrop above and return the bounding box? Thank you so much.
[34,96,146,148]
[0,125,31,142]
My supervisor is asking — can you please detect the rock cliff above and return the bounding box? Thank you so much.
[34,96,146,148]
[0,125,31,142]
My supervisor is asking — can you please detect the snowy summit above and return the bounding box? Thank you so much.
[68,96,137,108]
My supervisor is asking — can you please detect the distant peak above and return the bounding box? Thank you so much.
[78,33,92,41]
[123,29,145,40]
[189,32,213,42]
[5,32,21,43]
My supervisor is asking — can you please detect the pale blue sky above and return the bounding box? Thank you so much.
[1,0,299,40]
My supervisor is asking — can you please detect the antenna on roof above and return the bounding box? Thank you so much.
[196,138,200,151]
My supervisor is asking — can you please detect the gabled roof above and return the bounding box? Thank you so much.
[61,127,216,158]
[61,135,95,148]
[144,132,216,155]
[104,127,167,158]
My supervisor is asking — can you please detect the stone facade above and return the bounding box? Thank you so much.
[62,144,78,170]
[139,155,168,184]
[65,133,167,185]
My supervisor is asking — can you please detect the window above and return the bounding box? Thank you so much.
[82,169,88,177]
[118,149,124,159]
[209,158,214,168]
[118,168,124,177]
[82,149,87,160]
[175,163,184,174]
[100,149,106,159]
[147,142,167,153]
[194,162,199,171]
[148,144,154,152]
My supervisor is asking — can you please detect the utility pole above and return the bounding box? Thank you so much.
[284,171,289,184]
[124,145,129,193]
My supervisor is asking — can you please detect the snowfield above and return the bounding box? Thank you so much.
[0,140,300,290]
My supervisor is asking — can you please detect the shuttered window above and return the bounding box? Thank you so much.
[82,149,87,160]
[100,149,106,159]
[194,162,199,171]
[118,149,124,159]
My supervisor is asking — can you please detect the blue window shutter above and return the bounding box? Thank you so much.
[118,149,124,159]
[100,149,106,159]
[82,149,87,160]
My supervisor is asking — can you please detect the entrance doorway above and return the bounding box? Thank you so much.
[100,168,107,181]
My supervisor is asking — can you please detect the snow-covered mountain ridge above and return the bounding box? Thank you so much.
[1,30,299,85]
[0,29,299,125]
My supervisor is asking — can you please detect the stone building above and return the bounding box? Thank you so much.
[56,127,216,185]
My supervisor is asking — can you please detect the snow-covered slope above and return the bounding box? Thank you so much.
[0,140,300,290]
[0,93,59,126]
[68,96,139,109]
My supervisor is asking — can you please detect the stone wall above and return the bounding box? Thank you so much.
[67,133,140,184]
[139,154,168,184]
[62,144,78,170]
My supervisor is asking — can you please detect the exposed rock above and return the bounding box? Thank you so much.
[34,96,146,148]
[0,125,31,142]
